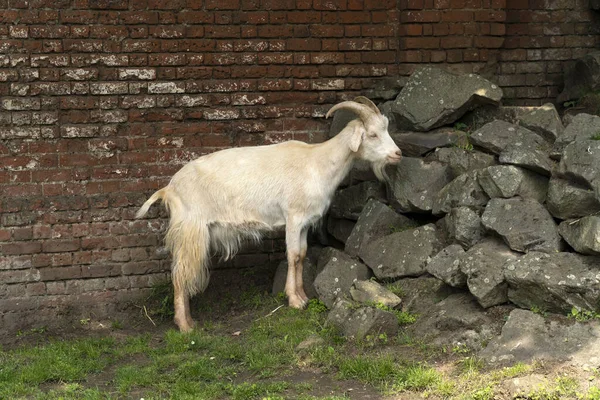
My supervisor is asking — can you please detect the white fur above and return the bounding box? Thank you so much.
[136,99,402,332]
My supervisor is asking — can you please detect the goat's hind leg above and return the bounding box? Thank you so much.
[168,221,211,332]
[173,278,194,333]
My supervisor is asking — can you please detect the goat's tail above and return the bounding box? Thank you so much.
[137,186,210,296]
[166,217,210,297]
[136,187,169,219]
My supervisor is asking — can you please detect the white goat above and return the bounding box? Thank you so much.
[136,97,402,332]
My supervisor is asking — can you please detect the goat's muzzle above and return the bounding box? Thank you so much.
[387,149,402,164]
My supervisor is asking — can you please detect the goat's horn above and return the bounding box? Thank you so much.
[326,101,374,121]
[353,96,381,115]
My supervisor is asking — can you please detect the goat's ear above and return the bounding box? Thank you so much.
[349,124,365,152]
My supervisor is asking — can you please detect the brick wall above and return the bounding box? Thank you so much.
[397,0,600,105]
[501,0,600,104]
[1,0,599,332]
[0,0,401,332]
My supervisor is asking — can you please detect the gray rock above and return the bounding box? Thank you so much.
[330,181,386,220]
[388,157,453,213]
[444,207,484,248]
[518,103,564,143]
[388,276,454,315]
[344,159,378,186]
[313,248,372,308]
[552,114,600,159]
[432,170,489,215]
[272,258,319,299]
[460,238,519,308]
[349,280,402,308]
[558,140,600,200]
[391,128,467,157]
[478,165,549,203]
[391,67,503,132]
[470,120,550,155]
[428,147,496,178]
[504,252,600,313]
[498,145,554,177]
[378,101,398,133]
[547,178,600,220]
[481,198,562,254]
[557,51,600,103]
[359,224,443,279]
[480,309,600,367]
[326,217,355,244]
[364,77,406,101]
[326,298,399,340]
[426,244,467,288]
[559,216,600,255]
[459,104,536,131]
[404,292,503,351]
[345,199,416,257]
[329,108,358,137]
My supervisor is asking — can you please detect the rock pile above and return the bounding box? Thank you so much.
[273,66,600,355]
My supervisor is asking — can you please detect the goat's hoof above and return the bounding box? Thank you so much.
[298,291,309,303]
[288,296,307,309]
[175,317,195,333]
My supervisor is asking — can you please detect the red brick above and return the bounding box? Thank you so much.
[1,242,42,255]
[441,36,473,48]
[403,37,440,49]
[401,10,441,23]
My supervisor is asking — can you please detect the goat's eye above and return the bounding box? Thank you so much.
[368,132,378,139]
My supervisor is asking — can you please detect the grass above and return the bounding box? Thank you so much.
[3,290,600,399]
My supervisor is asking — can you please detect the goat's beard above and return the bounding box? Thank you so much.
[372,160,390,183]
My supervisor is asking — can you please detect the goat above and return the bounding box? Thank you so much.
[136,97,402,332]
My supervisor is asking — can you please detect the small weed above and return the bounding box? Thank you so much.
[15,326,47,338]
[460,357,484,374]
[471,385,495,400]
[149,280,174,319]
[111,319,123,330]
[389,224,411,234]
[582,386,600,400]
[358,332,389,348]
[307,298,328,314]
[569,307,600,322]
[371,302,417,325]
[531,305,548,317]
[591,132,600,140]
[564,100,579,108]
[453,122,471,133]
[452,343,471,355]
[385,282,405,298]
[79,318,90,326]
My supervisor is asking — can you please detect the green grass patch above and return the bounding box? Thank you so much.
[1,290,583,400]
[569,306,600,322]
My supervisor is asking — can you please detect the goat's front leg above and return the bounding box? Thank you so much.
[285,221,307,309]
[295,226,310,303]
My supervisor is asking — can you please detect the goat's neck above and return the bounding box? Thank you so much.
[314,131,357,190]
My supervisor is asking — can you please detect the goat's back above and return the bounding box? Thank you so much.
[166,140,329,228]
